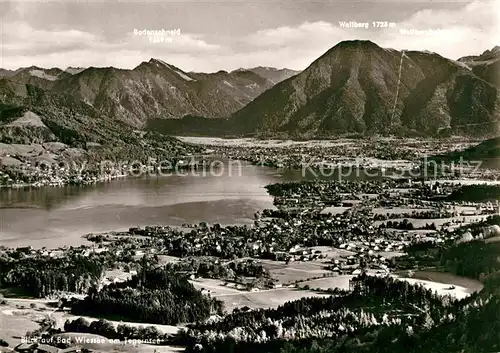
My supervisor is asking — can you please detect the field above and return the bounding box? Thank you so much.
[299,273,481,300]
[392,271,483,300]
[0,307,40,348]
[372,207,435,215]
[405,271,484,293]
[321,206,351,214]
[189,278,329,312]
[213,287,330,312]
[308,246,356,258]
[299,276,354,291]
[394,277,473,300]
[261,260,330,284]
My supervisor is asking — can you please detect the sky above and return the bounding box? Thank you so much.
[0,0,499,72]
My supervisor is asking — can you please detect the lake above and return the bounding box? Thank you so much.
[0,160,386,248]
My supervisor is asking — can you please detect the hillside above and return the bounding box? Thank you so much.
[0,69,15,77]
[433,136,500,169]
[0,79,200,174]
[230,40,500,138]
[0,79,133,146]
[3,66,73,91]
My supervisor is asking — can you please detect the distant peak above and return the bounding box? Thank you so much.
[315,40,384,62]
[16,65,42,72]
[335,39,379,48]
[65,66,86,74]
[149,58,169,67]
[255,66,275,71]
[232,67,273,73]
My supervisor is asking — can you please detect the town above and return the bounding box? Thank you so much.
[1,176,499,353]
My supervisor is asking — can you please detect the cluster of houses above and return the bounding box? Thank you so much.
[203,138,472,172]
[2,245,113,260]
[0,160,103,188]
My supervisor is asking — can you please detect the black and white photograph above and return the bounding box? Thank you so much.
[0,0,499,352]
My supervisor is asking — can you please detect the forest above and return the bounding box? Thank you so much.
[71,265,224,325]
[170,273,469,353]
[0,253,108,297]
[63,317,168,342]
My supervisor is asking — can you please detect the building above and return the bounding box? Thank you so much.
[457,231,474,244]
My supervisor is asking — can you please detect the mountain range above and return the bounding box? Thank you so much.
[0,61,298,127]
[229,41,500,138]
[1,40,499,145]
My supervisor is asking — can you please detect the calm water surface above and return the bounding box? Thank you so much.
[0,161,383,248]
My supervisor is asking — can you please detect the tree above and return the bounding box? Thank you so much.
[89,319,116,338]
[64,317,90,333]
[422,312,435,330]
